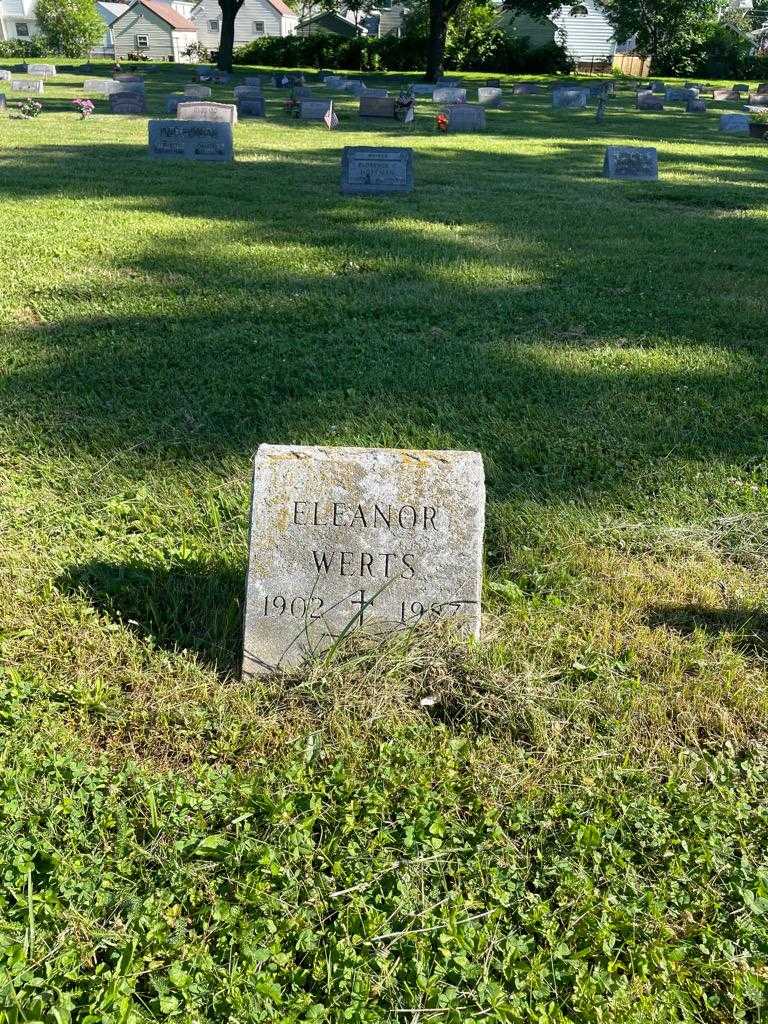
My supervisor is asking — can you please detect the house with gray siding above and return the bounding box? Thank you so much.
[111,0,198,61]
[191,0,296,48]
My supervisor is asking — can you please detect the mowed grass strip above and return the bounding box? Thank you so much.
[1,63,767,1022]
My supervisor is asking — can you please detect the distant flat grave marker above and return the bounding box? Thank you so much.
[446,103,486,131]
[720,113,749,134]
[12,79,43,94]
[242,445,485,676]
[177,100,238,126]
[477,87,502,107]
[341,146,413,195]
[603,145,658,181]
[148,119,233,162]
[359,95,396,118]
[184,84,212,98]
[85,78,144,95]
[109,91,146,115]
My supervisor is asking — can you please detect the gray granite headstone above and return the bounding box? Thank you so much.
[446,103,486,131]
[184,84,212,98]
[636,90,663,110]
[713,88,739,101]
[148,119,233,162]
[243,76,263,88]
[26,63,56,76]
[486,78,501,88]
[85,78,144,95]
[433,87,466,104]
[436,77,464,87]
[666,86,698,103]
[359,95,396,117]
[109,91,146,114]
[341,146,413,195]
[361,88,389,98]
[686,98,706,113]
[346,81,366,96]
[603,145,658,180]
[651,80,666,94]
[237,96,265,117]
[720,113,749,134]
[114,74,143,83]
[294,86,314,98]
[177,100,238,126]
[165,92,185,114]
[241,444,485,676]
[410,84,434,97]
[0,70,11,82]
[747,93,768,106]
[299,99,331,120]
[12,79,43,94]
[552,88,587,109]
[757,83,768,95]
[477,87,502,107]
[734,84,748,92]
[234,84,261,99]
[513,83,541,95]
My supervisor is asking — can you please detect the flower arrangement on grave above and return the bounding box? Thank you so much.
[72,98,95,120]
[19,99,42,119]
[436,111,448,132]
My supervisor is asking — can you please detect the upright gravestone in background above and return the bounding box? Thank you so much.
[553,89,587,109]
[410,84,434,97]
[243,76,263,88]
[241,445,485,676]
[637,90,663,111]
[148,119,234,162]
[359,95,396,118]
[184,84,212,99]
[513,83,542,95]
[341,146,413,195]
[686,99,707,113]
[165,93,186,114]
[12,79,43,94]
[234,84,261,99]
[361,88,389,98]
[236,95,265,118]
[720,113,749,134]
[433,87,467,104]
[477,87,502,108]
[299,99,332,120]
[603,146,658,181]
[26,63,56,76]
[747,93,768,106]
[666,86,698,103]
[177,100,238,126]
[446,104,486,131]
[85,79,145,96]
[713,88,739,101]
[0,69,11,81]
[109,91,146,115]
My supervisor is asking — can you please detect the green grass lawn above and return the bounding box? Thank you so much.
[1,61,768,1022]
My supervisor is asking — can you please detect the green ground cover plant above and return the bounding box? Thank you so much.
[1,62,767,1022]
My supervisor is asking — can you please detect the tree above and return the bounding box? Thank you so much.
[35,0,104,57]
[423,0,552,81]
[217,0,245,71]
[599,0,725,65]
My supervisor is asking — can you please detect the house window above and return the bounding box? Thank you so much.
[15,21,30,36]
[253,20,265,34]
[135,33,149,47]
[208,18,219,31]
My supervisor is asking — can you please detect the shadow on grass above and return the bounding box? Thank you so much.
[59,558,244,674]
[648,605,768,658]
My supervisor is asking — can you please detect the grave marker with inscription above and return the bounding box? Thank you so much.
[299,99,332,120]
[234,84,262,99]
[242,445,485,675]
[0,70,11,82]
[109,91,146,115]
[433,87,466,104]
[12,79,43,94]
[686,98,706,113]
[410,84,434,97]
[341,146,413,195]
[446,103,486,131]
[513,83,542,95]
[148,119,233,162]
[85,78,144,95]
[720,113,749,134]
[713,88,739,101]
[359,95,396,118]
[177,100,238,125]
[237,95,265,117]
[603,145,658,181]
[184,84,212,98]
[26,63,56,76]
[477,87,502,107]
[636,90,663,110]
[552,88,587,109]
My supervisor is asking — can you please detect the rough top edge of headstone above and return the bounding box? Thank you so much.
[255,444,483,467]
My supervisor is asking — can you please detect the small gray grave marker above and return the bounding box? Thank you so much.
[359,95,396,118]
[603,145,658,180]
[184,84,212,98]
[686,98,706,113]
[237,96,265,118]
[148,119,233,162]
[433,87,466,104]
[241,445,484,676]
[299,99,332,120]
[341,146,413,195]
[477,87,502,107]
[446,103,486,131]
[513,83,542,95]
[720,113,749,134]
[11,79,43,94]
[109,91,146,115]
[177,100,238,126]
[0,70,11,82]
[552,88,587,109]
[26,63,56,76]
[636,90,663,110]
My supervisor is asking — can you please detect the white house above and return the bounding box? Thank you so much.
[0,0,40,41]
[191,0,297,50]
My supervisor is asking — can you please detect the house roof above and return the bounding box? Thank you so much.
[97,1,129,20]
[115,0,198,31]
[265,0,297,17]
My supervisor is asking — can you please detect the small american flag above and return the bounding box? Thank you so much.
[324,100,339,130]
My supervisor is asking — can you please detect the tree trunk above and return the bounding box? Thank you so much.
[426,0,447,82]
[217,0,240,71]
